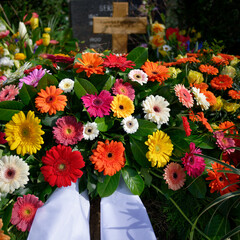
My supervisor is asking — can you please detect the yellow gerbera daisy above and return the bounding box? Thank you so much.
[111,94,134,118]
[145,130,173,168]
[5,111,44,156]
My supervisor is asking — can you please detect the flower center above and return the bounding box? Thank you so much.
[155,145,160,152]
[189,156,194,164]
[46,95,56,103]
[152,71,158,75]
[24,208,32,215]
[119,105,124,110]
[153,106,161,113]
[126,121,133,128]
[21,126,30,137]
[66,128,72,134]
[87,64,93,68]
[58,163,66,170]
[107,152,113,158]
[5,168,16,179]
[85,127,93,135]
[4,91,10,98]
[64,83,71,88]
[173,172,178,179]
[134,74,141,79]
[93,98,102,106]
[120,88,126,93]
[219,176,223,182]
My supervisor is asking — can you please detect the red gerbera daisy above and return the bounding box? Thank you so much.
[103,54,135,72]
[210,75,233,90]
[43,54,74,64]
[41,144,85,187]
[206,162,239,195]
[182,116,192,137]
[24,65,42,75]
[141,61,170,84]
[228,90,240,100]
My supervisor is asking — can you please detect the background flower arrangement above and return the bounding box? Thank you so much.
[0,5,240,240]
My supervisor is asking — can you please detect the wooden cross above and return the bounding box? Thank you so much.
[93,2,147,53]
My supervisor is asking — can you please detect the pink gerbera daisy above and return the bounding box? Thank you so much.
[53,116,83,145]
[174,84,194,108]
[163,162,186,190]
[0,132,7,144]
[181,142,205,178]
[0,85,19,102]
[103,54,135,72]
[19,68,48,88]
[112,79,135,100]
[81,90,113,117]
[11,194,43,232]
[213,131,235,154]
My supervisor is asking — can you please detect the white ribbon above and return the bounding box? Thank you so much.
[101,178,157,240]
[27,180,90,240]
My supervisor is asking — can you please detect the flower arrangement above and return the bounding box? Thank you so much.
[0,7,240,240]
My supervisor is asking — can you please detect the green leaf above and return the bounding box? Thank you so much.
[37,73,58,91]
[95,116,114,132]
[41,112,63,127]
[34,45,45,56]
[2,201,13,232]
[185,134,215,149]
[102,75,116,91]
[122,166,145,195]
[74,78,98,99]
[19,83,37,107]
[32,27,41,43]
[220,225,240,240]
[0,101,25,121]
[74,53,82,63]
[140,168,152,187]
[188,177,207,199]
[132,119,157,137]
[129,136,150,167]
[97,171,120,197]
[127,47,148,69]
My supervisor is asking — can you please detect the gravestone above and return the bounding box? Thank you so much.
[70,0,144,51]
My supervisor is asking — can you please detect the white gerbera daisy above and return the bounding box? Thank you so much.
[0,155,29,194]
[83,122,99,140]
[128,69,148,85]
[59,78,75,93]
[121,116,139,134]
[162,45,172,52]
[142,95,170,128]
[191,87,210,110]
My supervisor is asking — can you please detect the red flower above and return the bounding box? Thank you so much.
[103,54,135,72]
[43,54,74,64]
[182,116,192,137]
[166,28,179,40]
[222,138,240,167]
[41,145,85,187]
[24,65,42,75]
[0,132,7,144]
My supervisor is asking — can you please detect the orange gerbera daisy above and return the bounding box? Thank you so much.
[162,61,178,67]
[186,53,201,58]
[219,121,238,135]
[90,140,125,176]
[192,82,209,91]
[202,90,217,106]
[141,61,170,84]
[188,110,199,122]
[206,162,239,195]
[218,53,234,61]
[210,75,233,90]
[228,90,240,100]
[199,64,218,75]
[196,112,213,132]
[211,56,229,65]
[175,57,200,64]
[73,53,104,77]
[35,86,67,115]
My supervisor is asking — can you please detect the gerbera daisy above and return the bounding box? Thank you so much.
[218,53,235,61]
[103,54,135,72]
[121,116,139,134]
[41,144,85,187]
[193,82,208,91]
[111,94,134,118]
[202,90,217,106]
[35,85,67,115]
[90,140,125,176]
[24,65,42,75]
[0,132,7,144]
[213,131,235,154]
[182,116,191,137]
[199,64,218,75]
[181,142,205,178]
[175,57,200,64]
[163,162,186,190]
[222,138,240,167]
[53,116,83,145]
[128,69,148,85]
[191,87,210,110]
[58,78,74,93]
[112,79,135,100]
[142,95,170,127]
[210,75,233,90]
[0,155,29,193]
[83,122,99,140]
[162,44,172,52]
[73,53,104,77]
[206,162,239,195]
[0,219,10,240]
[141,61,170,84]
[81,90,113,118]
[211,56,229,65]
[11,194,43,232]
[0,85,19,102]
[44,54,74,64]
[174,84,194,108]
[5,111,44,156]
[145,130,173,168]
[228,90,240,100]
[218,121,238,135]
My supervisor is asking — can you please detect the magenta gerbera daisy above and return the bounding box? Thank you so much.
[213,131,235,154]
[0,85,19,102]
[181,142,205,178]
[174,84,193,108]
[0,132,7,144]
[53,116,83,145]
[103,54,135,72]
[11,194,43,232]
[163,162,186,190]
[19,68,48,88]
[112,79,135,100]
[81,90,113,117]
